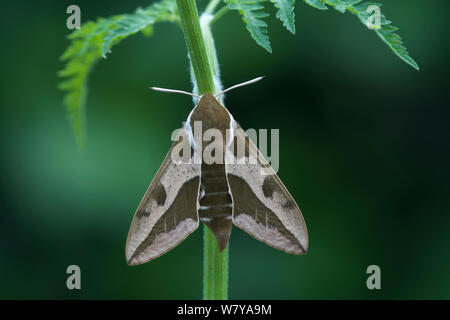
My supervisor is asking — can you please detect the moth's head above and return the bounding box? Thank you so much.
[190,92,230,132]
[198,92,220,105]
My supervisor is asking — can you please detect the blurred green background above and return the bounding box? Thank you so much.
[0,0,449,299]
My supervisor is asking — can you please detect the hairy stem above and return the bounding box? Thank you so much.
[205,0,221,14]
[177,0,215,94]
[210,6,229,25]
[176,0,228,300]
[200,12,223,93]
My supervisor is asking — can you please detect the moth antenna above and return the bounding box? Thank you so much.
[150,87,200,99]
[214,76,264,98]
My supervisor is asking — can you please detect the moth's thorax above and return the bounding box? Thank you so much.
[189,93,231,136]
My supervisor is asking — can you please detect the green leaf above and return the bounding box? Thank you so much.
[103,0,178,57]
[58,0,177,147]
[270,0,296,34]
[226,0,272,53]
[304,0,328,10]
[351,2,419,70]
[58,19,119,148]
[325,0,362,13]
[313,1,419,70]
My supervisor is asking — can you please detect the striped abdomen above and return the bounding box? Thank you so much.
[198,163,233,251]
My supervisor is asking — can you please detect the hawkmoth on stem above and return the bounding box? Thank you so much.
[125,78,308,266]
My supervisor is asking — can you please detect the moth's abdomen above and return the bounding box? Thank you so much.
[199,163,233,251]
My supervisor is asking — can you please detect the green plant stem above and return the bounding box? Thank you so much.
[177,0,215,94]
[210,6,229,25]
[205,0,221,14]
[200,12,223,93]
[203,225,229,299]
[176,0,228,300]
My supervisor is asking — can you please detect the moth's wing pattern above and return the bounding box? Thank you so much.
[126,130,200,265]
[226,124,308,254]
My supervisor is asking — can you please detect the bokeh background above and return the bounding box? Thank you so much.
[0,0,449,299]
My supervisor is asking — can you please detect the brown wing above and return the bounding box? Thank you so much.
[126,129,201,265]
[226,124,308,254]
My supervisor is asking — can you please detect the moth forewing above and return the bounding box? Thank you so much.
[125,127,201,266]
[226,124,309,254]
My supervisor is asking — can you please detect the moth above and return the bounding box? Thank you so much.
[126,78,308,266]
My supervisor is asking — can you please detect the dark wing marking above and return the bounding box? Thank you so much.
[126,130,201,265]
[226,124,308,254]
[127,177,199,265]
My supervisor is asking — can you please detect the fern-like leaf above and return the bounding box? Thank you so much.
[103,0,178,57]
[270,0,296,34]
[58,0,177,147]
[226,0,272,53]
[316,0,419,70]
[324,0,361,13]
[304,0,328,10]
[58,19,119,148]
[351,2,419,70]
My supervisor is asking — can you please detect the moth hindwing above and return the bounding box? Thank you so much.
[126,93,308,265]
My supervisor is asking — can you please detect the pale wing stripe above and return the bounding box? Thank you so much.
[226,123,308,253]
